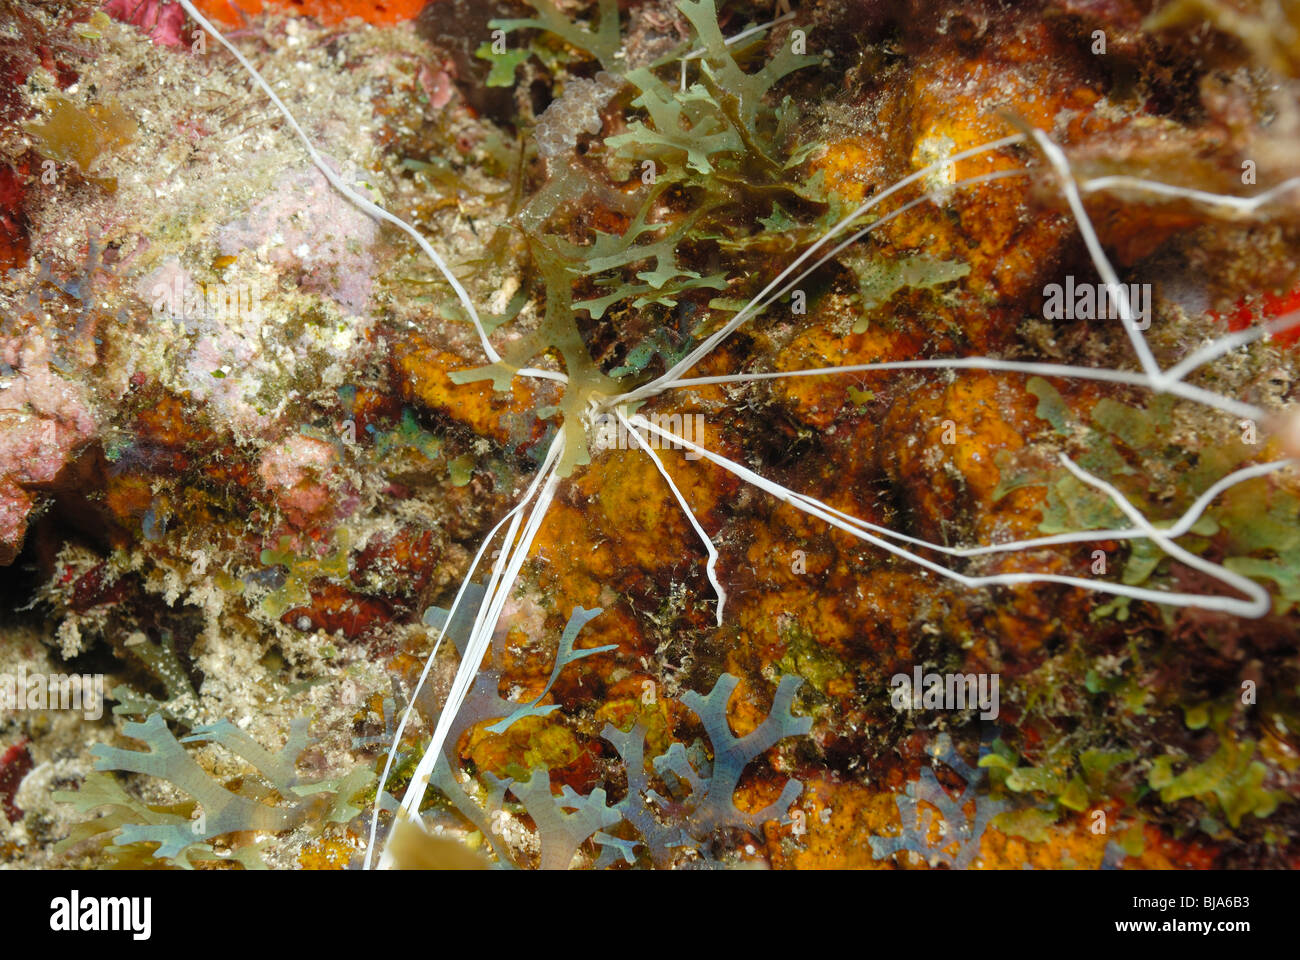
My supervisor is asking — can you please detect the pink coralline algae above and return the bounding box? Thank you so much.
[137,256,282,436]
[217,161,379,317]
[418,62,455,110]
[0,334,97,563]
[257,432,344,528]
[103,0,190,50]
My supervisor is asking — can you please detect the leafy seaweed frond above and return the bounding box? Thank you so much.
[491,0,623,71]
[592,672,811,867]
[458,0,824,475]
[994,377,1298,604]
[487,606,615,733]
[55,714,373,869]
[414,594,812,868]
[110,630,201,728]
[257,528,353,619]
[1149,735,1286,828]
[869,733,1006,869]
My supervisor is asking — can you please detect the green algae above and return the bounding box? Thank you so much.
[452,0,824,477]
[777,619,845,696]
[258,529,353,620]
[1149,736,1284,829]
[55,714,373,869]
[843,252,971,334]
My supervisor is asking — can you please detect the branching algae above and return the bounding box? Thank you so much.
[32,0,1300,871]
[55,713,373,869]
[406,594,812,868]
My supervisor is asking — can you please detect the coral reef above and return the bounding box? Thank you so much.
[0,0,1297,873]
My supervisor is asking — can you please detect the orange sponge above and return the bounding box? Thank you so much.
[193,0,427,27]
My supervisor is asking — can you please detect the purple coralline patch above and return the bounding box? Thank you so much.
[217,161,379,317]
